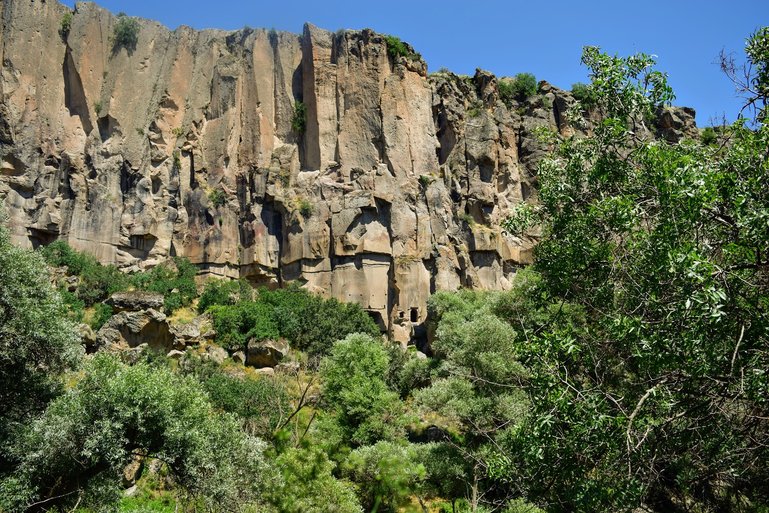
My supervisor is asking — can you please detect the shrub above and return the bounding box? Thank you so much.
[59,12,72,37]
[320,333,405,446]
[198,278,252,313]
[0,217,82,453]
[208,188,226,208]
[130,258,198,314]
[0,353,269,512]
[94,100,102,115]
[199,370,290,438]
[343,441,426,511]
[500,73,538,104]
[90,303,114,330]
[701,126,718,145]
[208,285,379,357]
[41,241,128,306]
[268,446,362,513]
[112,12,140,52]
[291,100,306,133]
[384,35,418,61]
[298,199,313,219]
[209,301,280,352]
[570,81,595,105]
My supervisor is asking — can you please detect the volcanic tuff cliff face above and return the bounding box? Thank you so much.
[0,1,695,341]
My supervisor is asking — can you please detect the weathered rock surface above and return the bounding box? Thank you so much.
[96,308,173,350]
[169,313,214,346]
[0,1,696,340]
[108,291,165,312]
[247,338,289,368]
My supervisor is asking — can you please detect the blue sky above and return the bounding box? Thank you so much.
[60,0,767,125]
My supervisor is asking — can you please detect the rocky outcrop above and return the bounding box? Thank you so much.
[108,291,165,312]
[0,1,695,341]
[96,308,173,351]
[247,338,289,368]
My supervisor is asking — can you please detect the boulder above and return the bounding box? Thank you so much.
[166,349,185,359]
[232,351,247,365]
[205,345,229,365]
[275,361,301,374]
[246,338,289,368]
[108,291,165,312]
[169,313,214,348]
[96,309,173,351]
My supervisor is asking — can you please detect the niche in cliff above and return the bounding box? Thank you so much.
[62,47,93,134]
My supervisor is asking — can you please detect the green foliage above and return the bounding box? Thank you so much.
[701,125,718,145]
[497,43,769,511]
[60,11,73,36]
[42,242,197,314]
[499,73,538,105]
[344,441,426,512]
[570,81,596,105]
[94,100,102,115]
[209,300,279,352]
[90,302,114,330]
[210,285,379,356]
[0,353,270,512]
[298,198,313,219]
[0,217,82,472]
[291,100,306,133]
[130,258,198,313]
[320,334,405,446]
[196,367,290,439]
[208,188,226,208]
[268,445,362,513]
[197,278,252,313]
[112,12,140,53]
[384,35,412,60]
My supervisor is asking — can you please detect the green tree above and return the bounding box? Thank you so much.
[269,445,362,513]
[415,290,530,511]
[320,333,405,446]
[344,441,426,513]
[0,353,271,512]
[0,214,83,471]
[501,39,769,511]
[112,12,140,53]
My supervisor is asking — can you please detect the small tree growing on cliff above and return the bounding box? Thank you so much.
[112,12,140,54]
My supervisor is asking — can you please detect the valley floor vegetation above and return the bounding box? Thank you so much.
[1,26,768,513]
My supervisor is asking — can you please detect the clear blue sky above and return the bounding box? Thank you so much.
[61,0,767,125]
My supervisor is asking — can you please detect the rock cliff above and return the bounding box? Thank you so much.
[0,0,695,341]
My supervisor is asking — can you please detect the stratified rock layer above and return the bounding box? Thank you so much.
[0,1,694,340]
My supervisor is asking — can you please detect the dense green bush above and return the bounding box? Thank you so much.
[343,441,426,511]
[268,446,362,513]
[207,285,379,356]
[701,125,718,145]
[130,257,198,313]
[0,215,82,472]
[570,81,595,105]
[210,300,279,351]
[112,12,140,52]
[198,278,252,313]
[499,73,538,105]
[90,302,114,330]
[0,353,270,512]
[59,11,72,36]
[384,35,411,59]
[41,241,197,313]
[292,100,306,133]
[198,368,290,439]
[320,333,405,446]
